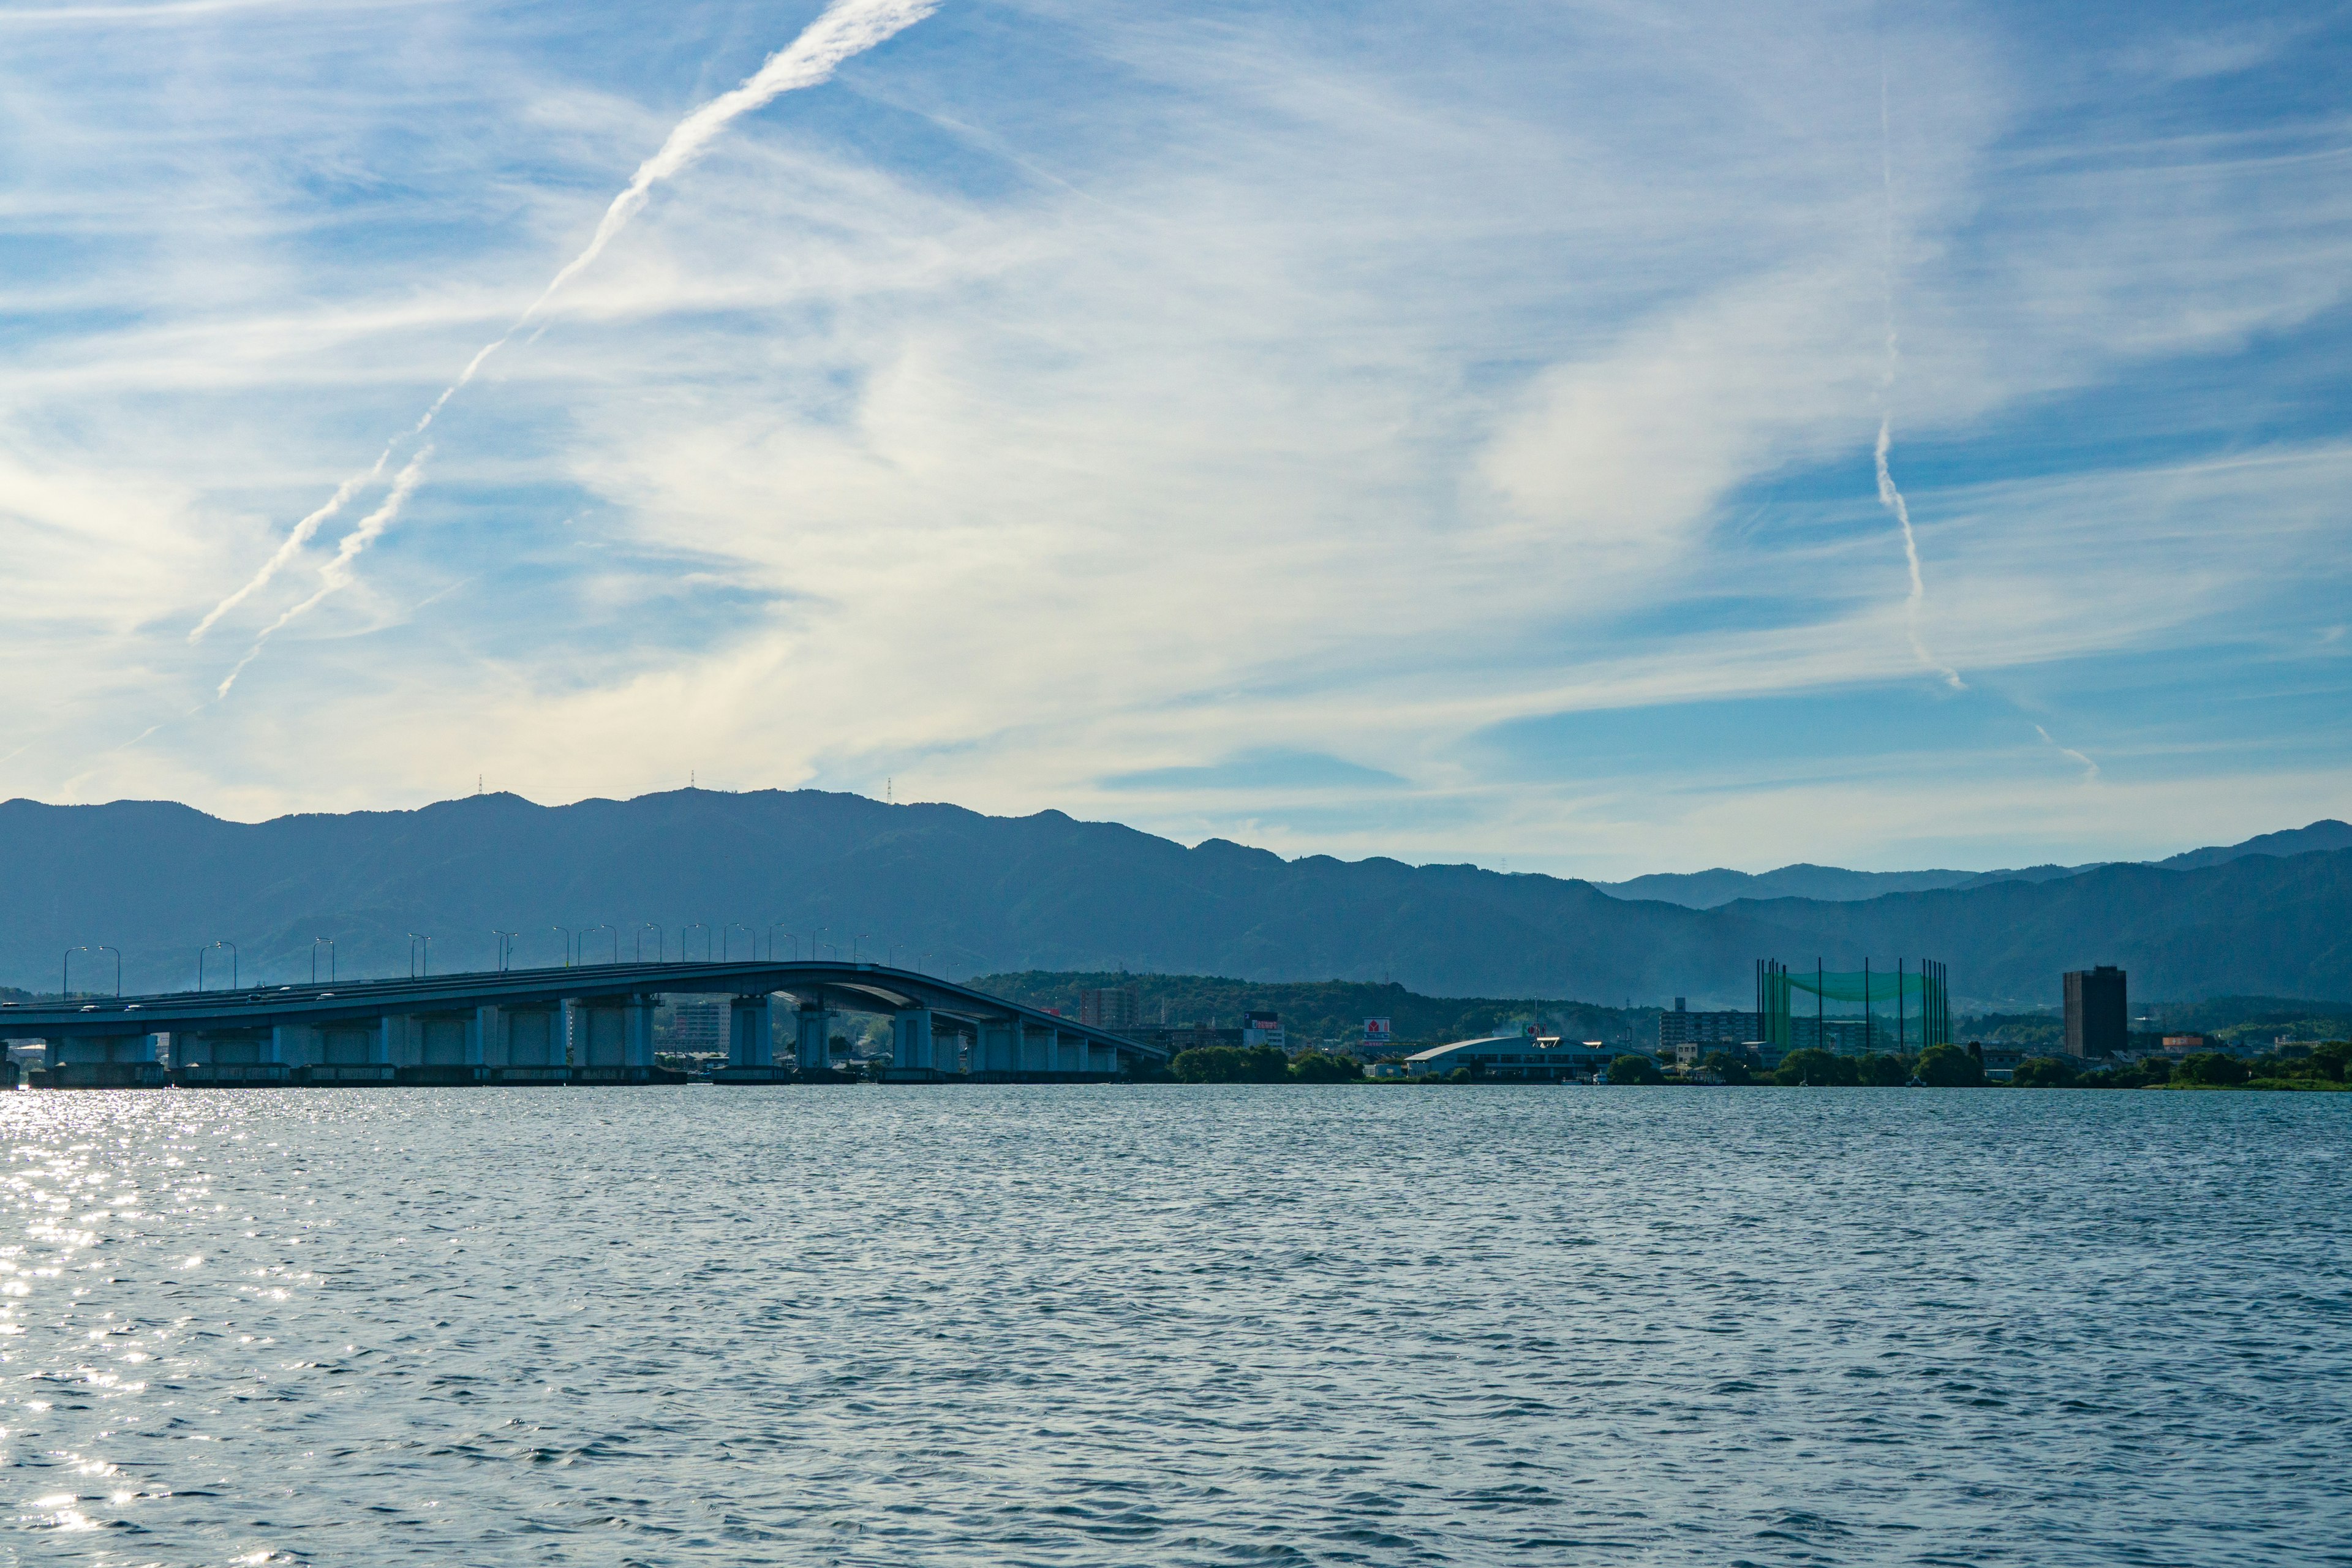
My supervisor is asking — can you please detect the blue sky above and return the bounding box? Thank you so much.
[1,0,2347,878]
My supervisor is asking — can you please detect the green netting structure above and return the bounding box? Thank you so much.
[1757,958,1950,1055]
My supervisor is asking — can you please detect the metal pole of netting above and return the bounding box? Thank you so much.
[1817,958,1823,1050]
[1899,958,1907,1054]
[1863,957,1871,1054]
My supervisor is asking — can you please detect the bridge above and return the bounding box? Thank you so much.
[0,960,1166,1087]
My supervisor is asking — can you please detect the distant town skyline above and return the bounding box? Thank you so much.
[3,0,2347,879]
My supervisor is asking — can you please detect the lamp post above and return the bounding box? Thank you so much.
[725,923,754,961]
[853,933,869,963]
[492,930,517,973]
[887,943,902,968]
[636,923,663,963]
[408,933,431,978]
[768,925,799,962]
[584,924,617,963]
[198,940,238,991]
[684,922,710,961]
[62,947,88,999]
[312,937,336,984]
[96,945,120,997]
[552,926,576,968]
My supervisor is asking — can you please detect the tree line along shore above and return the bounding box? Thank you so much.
[1162,1041,2352,1088]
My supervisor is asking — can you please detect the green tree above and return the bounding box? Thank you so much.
[1697,1050,1752,1085]
[2011,1057,2078,1088]
[1855,1053,1909,1087]
[1289,1052,1364,1082]
[1773,1047,1856,1085]
[1606,1053,1664,1084]
[2176,1052,2251,1087]
[1914,1043,1985,1087]
[1170,1047,1243,1082]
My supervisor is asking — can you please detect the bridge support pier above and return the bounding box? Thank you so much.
[979,1019,1017,1074]
[730,995,774,1068]
[794,1003,829,1072]
[575,995,657,1073]
[496,1006,565,1071]
[892,1008,934,1072]
[43,1031,165,1088]
[269,1023,315,1067]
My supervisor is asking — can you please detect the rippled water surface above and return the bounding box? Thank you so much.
[2,1085,2347,1566]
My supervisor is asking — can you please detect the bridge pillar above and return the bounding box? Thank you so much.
[51,1031,156,1066]
[467,1007,495,1067]
[892,1008,933,1072]
[268,1023,317,1066]
[793,1003,829,1071]
[374,1015,407,1065]
[625,995,657,1069]
[730,995,774,1068]
[1090,1039,1117,1074]
[500,1006,562,1067]
[418,1012,473,1067]
[979,1019,1017,1073]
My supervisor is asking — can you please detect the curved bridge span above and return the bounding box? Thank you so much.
[1,961,1161,1087]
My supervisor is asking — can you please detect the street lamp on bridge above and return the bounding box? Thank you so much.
[767,925,799,961]
[407,933,432,978]
[853,933,870,963]
[636,924,663,963]
[683,922,710,961]
[583,924,617,963]
[62,946,120,998]
[552,926,575,967]
[312,937,335,983]
[198,940,238,991]
[492,930,517,973]
[725,923,754,961]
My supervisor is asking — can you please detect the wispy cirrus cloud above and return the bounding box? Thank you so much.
[0,0,2347,876]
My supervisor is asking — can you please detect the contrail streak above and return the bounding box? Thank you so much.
[216,450,431,699]
[1876,418,1962,690]
[1873,53,1962,692]
[192,0,943,662]
[189,451,389,641]
[2035,725,2099,783]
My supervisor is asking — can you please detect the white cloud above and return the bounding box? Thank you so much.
[1,0,2348,877]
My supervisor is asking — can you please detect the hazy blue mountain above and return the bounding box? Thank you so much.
[3,791,2348,1011]
[2156,820,2352,870]
[1599,864,1978,906]
[1595,821,2352,907]
[1945,862,2113,891]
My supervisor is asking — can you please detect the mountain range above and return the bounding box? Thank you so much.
[1596,819,2352,907]
[2,791,2348,1009]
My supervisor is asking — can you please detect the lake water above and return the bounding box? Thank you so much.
[2,1085,2346,1566]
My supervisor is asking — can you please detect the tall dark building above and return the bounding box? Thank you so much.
[2064,966,2127,1058]
[1079,985,1140,1030]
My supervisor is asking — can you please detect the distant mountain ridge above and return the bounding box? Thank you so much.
[2,791,2348,1011]
[1596,820,2352,908]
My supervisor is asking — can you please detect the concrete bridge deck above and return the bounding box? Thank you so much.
[0,960,1159,1087]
